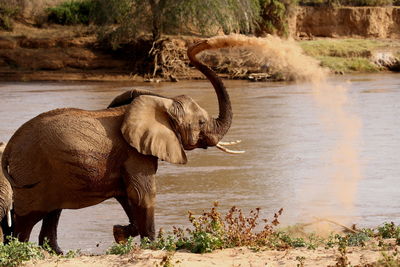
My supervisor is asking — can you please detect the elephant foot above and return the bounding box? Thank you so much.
[48,244,63,255]
[40,238,63,255]
[113,224,139,244]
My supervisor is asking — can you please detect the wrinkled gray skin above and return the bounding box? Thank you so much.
[0,142,12,243]
[1,40,233,254]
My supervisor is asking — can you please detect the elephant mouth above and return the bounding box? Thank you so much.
[183,139,208,150]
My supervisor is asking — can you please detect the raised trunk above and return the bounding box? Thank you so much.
[187,40,233,146]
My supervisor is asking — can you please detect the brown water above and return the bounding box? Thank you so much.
[0,74,400,253]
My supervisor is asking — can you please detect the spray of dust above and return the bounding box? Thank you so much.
[206,34,362,231]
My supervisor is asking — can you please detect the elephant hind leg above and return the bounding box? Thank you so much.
[39,209,63,254]
[14,211,46,243]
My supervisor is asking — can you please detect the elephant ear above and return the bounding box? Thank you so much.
[121,95,187,164]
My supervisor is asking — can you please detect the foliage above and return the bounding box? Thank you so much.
[108,203,284,254]
[0,1,19,31]
[46,0,96,25]
[258,0,297,36]
[96,0,261,46]
[0,237,79,266]
[107,236,138,255]
[0,237,44,267]
[106,203,400,266]
[325,232,371,249]
[377,222,400,240]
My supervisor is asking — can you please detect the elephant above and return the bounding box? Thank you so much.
[0,142,12,243]
[1,38,242,253]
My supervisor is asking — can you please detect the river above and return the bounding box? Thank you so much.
[0,73,399,253]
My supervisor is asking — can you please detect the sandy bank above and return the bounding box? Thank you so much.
[24,246,396,267]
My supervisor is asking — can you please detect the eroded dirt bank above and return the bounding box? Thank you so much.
[291,6,400,39]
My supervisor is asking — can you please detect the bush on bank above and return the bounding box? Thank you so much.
[0,0,19,31]
[46,0,96,25]
[107,203,400,257]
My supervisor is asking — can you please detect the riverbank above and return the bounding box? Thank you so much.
[0,23,399,82]
[23,245,399,267]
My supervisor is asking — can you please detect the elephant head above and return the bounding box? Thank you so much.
[108,40,243,164]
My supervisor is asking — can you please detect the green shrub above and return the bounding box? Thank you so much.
[46,0,96,25]
[258,0,297,36]
[0,2,18,31]
[107,203,283,254]
[0,237,44,267]
[377,222,400,239]
[106,236,137,255]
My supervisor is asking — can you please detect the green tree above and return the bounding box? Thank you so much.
[96,0,261,44]
[258,0,297,36]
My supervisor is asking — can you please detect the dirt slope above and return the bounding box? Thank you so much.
[291,6,400,38]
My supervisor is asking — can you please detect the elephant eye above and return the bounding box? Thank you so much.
[199,119,206,125]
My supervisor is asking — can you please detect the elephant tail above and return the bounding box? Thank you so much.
[1,143,40,189]
[1,143,15,187]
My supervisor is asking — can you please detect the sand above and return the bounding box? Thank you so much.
[23,245,396,267]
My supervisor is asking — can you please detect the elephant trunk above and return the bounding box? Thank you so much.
[187,40,233,146]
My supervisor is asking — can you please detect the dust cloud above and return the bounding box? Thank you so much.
[207,34,362,230]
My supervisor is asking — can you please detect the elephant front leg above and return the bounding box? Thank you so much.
[39,209,63,254]
[121,155,157,241]
[114,195,155,243]
[131,204,155,240]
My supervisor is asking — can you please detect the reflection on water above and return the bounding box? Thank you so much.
[0,73,400,253]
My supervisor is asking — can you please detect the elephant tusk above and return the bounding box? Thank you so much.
[7,210,11,228]
[217,140,242,146]
[216,143,245,154]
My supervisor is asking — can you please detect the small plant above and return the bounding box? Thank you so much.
[0,237,44,267]
[377,222,400,239]
[141,229,179,252]
[296,256,306,267]
[345,231,370,247]
[335,236,351,267]
[61,249,81,259]
[106,236,138,255]
[158,253,175,267]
